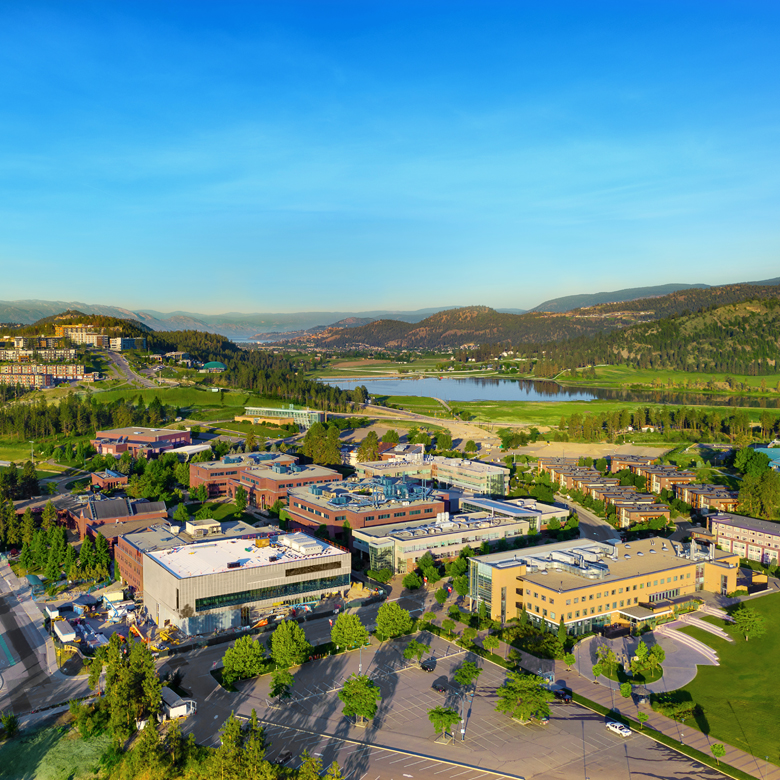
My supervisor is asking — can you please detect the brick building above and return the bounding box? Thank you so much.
[91,426,191,458]
[91,469,130,491]
[71,497,168,542]
[674,483,740,512]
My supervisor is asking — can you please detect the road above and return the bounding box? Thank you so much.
[554,494,620,543]
[102,349,155,388]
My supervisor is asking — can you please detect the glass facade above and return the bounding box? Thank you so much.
[195,573,350,612]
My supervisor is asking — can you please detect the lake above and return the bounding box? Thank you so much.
[324,376,780,409]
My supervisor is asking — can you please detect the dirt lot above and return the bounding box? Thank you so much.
[515,441,672,458]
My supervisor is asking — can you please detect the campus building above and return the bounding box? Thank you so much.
[109,337,147,351]
[0,373,54,388]
[90,469,129,491]
[706,512,780,564]
[91,426,192,458]
[234,404,325,430]
[142,531,351,634]
[286,476,446,541]
[469,537,739,632]
[353,497,568,574]
[609,455,658,474]
[234,462,340,509]
[356,455,510,496]
[115,518,258,594]
[71,496,169,543]
[189,452,297,497]
[674,484,740,513]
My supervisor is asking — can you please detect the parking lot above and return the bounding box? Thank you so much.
[183,631,723,780]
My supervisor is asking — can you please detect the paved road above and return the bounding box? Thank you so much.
[103,350,155,388]
[554,494,620,543]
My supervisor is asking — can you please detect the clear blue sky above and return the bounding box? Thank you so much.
[1,1,779,313]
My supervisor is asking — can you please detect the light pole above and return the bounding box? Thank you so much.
[359,644,362,675]
[29,440,34,465]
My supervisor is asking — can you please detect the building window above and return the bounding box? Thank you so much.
[567,612,572,619]
[574,597,579,604]
[550,611,555,619]
[566,599,571,606]
[575,611,580,618]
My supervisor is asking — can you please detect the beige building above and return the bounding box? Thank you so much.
[469,537,739,632]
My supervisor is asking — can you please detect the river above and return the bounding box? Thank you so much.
[324,376,780,409]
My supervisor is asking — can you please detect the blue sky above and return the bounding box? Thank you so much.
[1,1,779,313]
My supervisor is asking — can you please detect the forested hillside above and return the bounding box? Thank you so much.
[293,283,780,350]
[530,296,780,377]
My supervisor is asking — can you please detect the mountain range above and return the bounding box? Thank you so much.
[1,276,778,340]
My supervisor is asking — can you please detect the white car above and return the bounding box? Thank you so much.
[606,721,631,737]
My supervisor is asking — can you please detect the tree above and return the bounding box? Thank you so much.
[461,627,477,644]
[435,587,448,605]
[245,426,257,452]
[711,743,726,766]
[79,535,95,571]
[356,431,380,463]
[41,500,57,532]
[297,751,323,780]
[495,672,553,722]
[483,634,500,654]
[557,616,567,644]
[563,652,576,670]
[134,718,162,769]
[94,533,111,572]
[271,620,311,668]
[645,644,665,674]
[381,429,400,444]
[519,604,529,627]
[428,706,460,739]
[441,619,456,635]
[338,674,382,722]
[592,663,603,681]
[596,645,618,677]
[454,661,482,688]
[324,760,343,780]
[375,602,413,639]
[270,669,295,699]
[217,712,246,779]
[436,431,452,451]
[453,575,469,597]
[222,635,266,686]
[620,683,632,698]
[423,611,437,626]
[464,440,478,454]
[173,502,189,524]
[20,508,35,546]
[403,572,422,590]
[330,613,368,650]
[637,712,648,730]
[0,710,19,738]
[234,485,248,513]
[732,604,767,641]
[404,639,426,665]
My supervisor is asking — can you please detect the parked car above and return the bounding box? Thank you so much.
[606,721,631,737]
[421,659,436,672]
[553,689,572,704]
[274,750,293,765]
[432,682,448,694]
[532,712,550,725]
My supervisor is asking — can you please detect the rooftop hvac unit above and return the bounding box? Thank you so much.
[227,561,241,569]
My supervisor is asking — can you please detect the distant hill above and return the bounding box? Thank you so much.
[284,282,780,350]
[532,283,710,313]
[533,287,780,376]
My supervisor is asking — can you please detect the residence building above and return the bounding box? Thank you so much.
[674,484,740,513]
[707,512,780,564]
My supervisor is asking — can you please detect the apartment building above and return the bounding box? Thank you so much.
[470,537,738,632]
[674,484,740,513]
[707,512,780,564]
[610,455,657,474]
[0,373,53,388]
[0,363,86,381]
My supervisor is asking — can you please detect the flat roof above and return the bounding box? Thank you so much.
[122,520,257,554]
[430,456,509,475]
[249,464,337,482]
[95,427,181,438]
[147,532,344,578]
[510,537,734,592]
[461,497,566,519]
[195,453,295,470]
[710,512,780,536]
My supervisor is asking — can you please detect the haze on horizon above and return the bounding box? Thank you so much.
[1,1,779,315]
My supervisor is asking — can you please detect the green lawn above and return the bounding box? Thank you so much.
[674,593,780,765]
[559,364,780,394]
[185,500,257,525]
[0,725,111,780]
[375,395,450,417]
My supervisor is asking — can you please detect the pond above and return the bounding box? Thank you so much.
[324,376,780,409]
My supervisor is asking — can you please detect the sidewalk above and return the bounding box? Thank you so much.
[488,633,780,780]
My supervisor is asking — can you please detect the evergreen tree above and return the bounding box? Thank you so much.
[20,508,35,546]
[41,500,57,532]
[94,533,111,571]
[80,535,95,571]
[173,502,189,523]
[19,461,38,499]
[4,503,19,546]
[217,712,245,779]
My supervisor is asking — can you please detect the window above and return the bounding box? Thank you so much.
[589,594,593,601]
[611,589,616,596]
[613,602,617,608]
[673,575,678,582]
[639,583,644,589]
[566,599,571,606]
[653,580,658,586]
[618,587,623,593]
[550,612,555,619]
[634,598,638,604]
[575,611,580,618]
[632,585,637,591]
[286,560,343,577]
[550,598,554,605]
[378,513,390,519]
[574,597,579,604]
[567,612,572,619]
[541,595,546,602]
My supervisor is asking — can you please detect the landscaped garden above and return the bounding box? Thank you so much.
[670,594,780,765]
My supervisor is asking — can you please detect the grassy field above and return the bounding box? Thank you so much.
[674,593,780,765]
[0,725,111,780]
[561,364,780,393]
[452,398,780,427]
[375,395,450,417]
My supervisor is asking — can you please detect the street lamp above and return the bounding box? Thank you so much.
[29,440,34,465]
